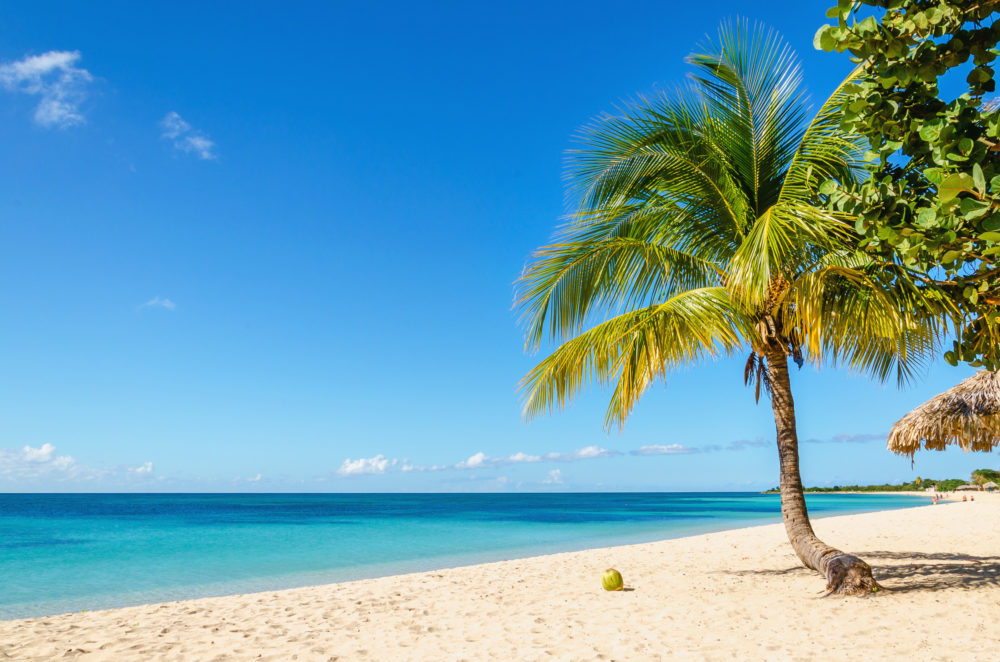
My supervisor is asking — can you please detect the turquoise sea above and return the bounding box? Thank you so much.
[0,492,927,620]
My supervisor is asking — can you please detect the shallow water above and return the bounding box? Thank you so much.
[0,492,926,619]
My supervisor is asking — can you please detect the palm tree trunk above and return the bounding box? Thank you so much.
[766,346,880,596]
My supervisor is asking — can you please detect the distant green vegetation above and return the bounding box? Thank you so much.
[762,470,996,494]
[972,469,1000,485]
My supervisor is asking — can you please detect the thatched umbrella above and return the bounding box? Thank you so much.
[983,481,998,491]
[887,370,1000,457]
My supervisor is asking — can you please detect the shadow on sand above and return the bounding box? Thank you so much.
[861,551,1000,592]
[725,551,1000,593]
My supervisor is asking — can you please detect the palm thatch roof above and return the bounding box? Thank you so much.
[887,370,1000,457]
[984,481,998,490]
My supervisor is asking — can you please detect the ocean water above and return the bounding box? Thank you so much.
[0,492,927,620]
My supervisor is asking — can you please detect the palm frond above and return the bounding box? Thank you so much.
[687,18,808,216]
[726,200,854,306]
[517,226,721,349]
[788,253,948,385]
[520,287,747,428]
[779,64,869,205]
[568,90,751,244]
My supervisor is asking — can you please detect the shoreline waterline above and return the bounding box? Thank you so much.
[1,492,930,620]
[1,497,996,661]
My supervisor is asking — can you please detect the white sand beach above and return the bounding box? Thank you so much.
[2,494,997,661]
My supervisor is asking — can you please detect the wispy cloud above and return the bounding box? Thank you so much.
[336,454,395,476]
[160,111,217,160]
[0,444,77,477]
[543,445,618,461]
[139,296,176,311]
[0,50,93,128]
[454,451,488,469]
[630,443,697,456]
[337,445,618,478]
[697,438,770,453]
[0,443,154,485]
[542,469,563,484]
[725,438,770,451]
[451,446,614,471]
[803,433,886,444]
[628,434,881,456]
[21,442,57,463]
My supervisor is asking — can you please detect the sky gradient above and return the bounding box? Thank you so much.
[0,0,995,492]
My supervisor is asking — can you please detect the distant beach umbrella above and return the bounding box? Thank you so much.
[983,481,998,491]
[888,370,1000,457]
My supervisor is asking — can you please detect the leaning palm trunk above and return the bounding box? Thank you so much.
[767,347,880,595]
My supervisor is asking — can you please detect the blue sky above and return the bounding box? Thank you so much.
[0,1,994,492]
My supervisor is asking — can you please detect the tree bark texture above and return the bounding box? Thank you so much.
[766,346,881,596]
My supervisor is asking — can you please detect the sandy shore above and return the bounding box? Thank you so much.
[2,495,997,661]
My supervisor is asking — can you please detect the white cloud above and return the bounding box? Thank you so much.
[630,444,697,456]
[333,444,620,479]
[160,111,190,139]
[724,438,769,451]
[447,445,619,471]
[804,433,886,445]
[455,451,488,469]
[630,438,770,455]
[575,445,608,459]
[139,296,176,311]
[22,442,56,462]
[544,445,618,462]
[542,469,563,484]
[0,50,93,128]
[336,454,390,476]
[0,443,77,479]
[50,455,76,470]
[248,473,262,482]
[0,444,165,488]
[181,135,216,159]
[452,450,543,470]
[160,111,217,160]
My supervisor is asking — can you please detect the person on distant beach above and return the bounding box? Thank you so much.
[963,495,967,501]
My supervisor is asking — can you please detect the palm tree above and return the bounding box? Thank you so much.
[516,21,944,595]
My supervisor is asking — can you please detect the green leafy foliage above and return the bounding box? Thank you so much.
[764,468,997,492]
[972,468,1000,484]
[764,478,955,492]
[816,0,1000,369]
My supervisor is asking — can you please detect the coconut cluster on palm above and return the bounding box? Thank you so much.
[517,21,945,595]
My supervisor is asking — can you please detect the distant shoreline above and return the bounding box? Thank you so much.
[762,490,933,495]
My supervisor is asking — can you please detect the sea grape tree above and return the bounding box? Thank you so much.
[816,0,1000,368]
